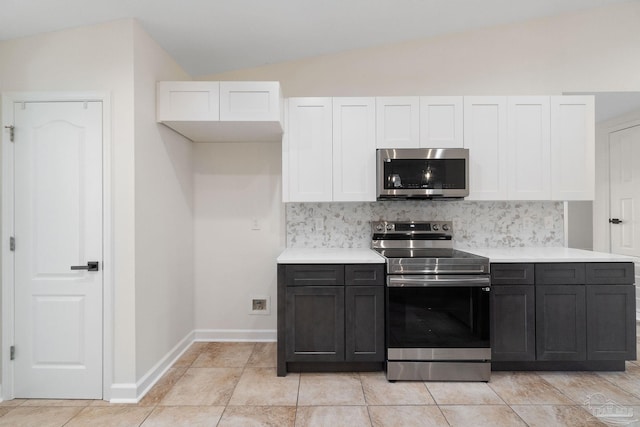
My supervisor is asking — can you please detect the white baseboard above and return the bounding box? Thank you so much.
[194,329,276,342]
[108,328,275,403]
[109,383,137,404]
[109,330,195,403]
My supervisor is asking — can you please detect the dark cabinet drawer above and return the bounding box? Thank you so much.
[285,265,345,287]
[491,263,535,285]
[586,263,635,285]
[345,265,384,286]
[535,263,585,285]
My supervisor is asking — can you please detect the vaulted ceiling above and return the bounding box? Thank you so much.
[0,0,632,77]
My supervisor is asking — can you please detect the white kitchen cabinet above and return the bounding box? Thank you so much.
[285,98,333,202]
[464,97,508,200]
[156,80,283,142]
[333,98,377,201]
[375,97,419,148]
[219,81,281,121]
[507,97,551,200]
[157,81,220,121]
[550,96,595,200]
[420,96,463,148]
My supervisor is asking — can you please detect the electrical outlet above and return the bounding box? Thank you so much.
[314,217,324,231]
[251,218,261,230]
[249,296,270,315]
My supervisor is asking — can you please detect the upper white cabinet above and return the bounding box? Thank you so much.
[156,81,283,142]
[157,81,220,121]
[219,81,281,121]
[375,96,463,149]
[376,97,419,148]
[284,97,376,202]
[550,96,595,200]
[284,98,333,202]
[282,93,595,203]
[464,97,508,200]
[420,96,463,148]
[507,97,551,200]
[333,98,376,201]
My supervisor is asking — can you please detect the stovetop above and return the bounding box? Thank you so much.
[374,248,485,260]
[371,220,489,274]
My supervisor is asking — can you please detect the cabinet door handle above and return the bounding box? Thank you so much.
[609,218,623,225]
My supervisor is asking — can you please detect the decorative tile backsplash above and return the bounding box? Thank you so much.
[286,201,564,249]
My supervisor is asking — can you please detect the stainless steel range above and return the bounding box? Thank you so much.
[371,220,491,381]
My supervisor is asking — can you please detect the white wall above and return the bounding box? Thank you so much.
[566,201,594,250]
[0,19,195,397]
[194,142,283,338]
[193,1,640,334]
[0,19,138,388]
[132,23,194,381]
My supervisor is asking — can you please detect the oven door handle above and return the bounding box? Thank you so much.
[387,275,490,287]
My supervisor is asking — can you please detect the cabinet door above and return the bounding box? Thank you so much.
[345,286,385,362]
[536,285,586,361]
[420,96,463,148]
[333,98,376,201]
[507,97,551,200]
[219,81,281,121]
[491,285,536,361]
[285,286,345,362]
[286,98,333,202]
[376,97,419,148]
[156,81,220,122]
[464,97,508,200]
[587,285,636,360]
[550,96,595,200]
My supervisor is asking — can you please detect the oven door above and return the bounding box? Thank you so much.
[386,275,490,358]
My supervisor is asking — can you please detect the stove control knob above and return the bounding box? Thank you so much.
[442,224,449,231]
[386,224,394,231]
[375,224,383,232]
[432,224,439,231]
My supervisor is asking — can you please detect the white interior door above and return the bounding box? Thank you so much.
[13,101,103,399]
[609,125,640,257]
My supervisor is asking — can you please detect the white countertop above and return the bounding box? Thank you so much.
[277,248,385,264]
[277,247,636,264]
[465,247,637,263]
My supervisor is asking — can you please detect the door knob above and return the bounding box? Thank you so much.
[70,261,99,271]
[609,218,623,224]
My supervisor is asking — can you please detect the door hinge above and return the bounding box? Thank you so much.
[9,236,15,251]
[4,125,14,142]
[10,345,15,360]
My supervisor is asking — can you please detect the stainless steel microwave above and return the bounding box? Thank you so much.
[377,148,469,200]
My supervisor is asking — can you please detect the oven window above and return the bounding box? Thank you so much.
[387,286,489,348]
[383,159,466,190]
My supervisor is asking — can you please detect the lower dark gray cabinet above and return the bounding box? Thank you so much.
[491,262,636,370]
[285,286,345,362]
[587,285,636,360]
[491,285,535,361]
[346,286,385,362]
[278,264,385,376]
[536,285,586,361]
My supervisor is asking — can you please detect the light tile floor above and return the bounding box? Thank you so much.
[1,339,640,426]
